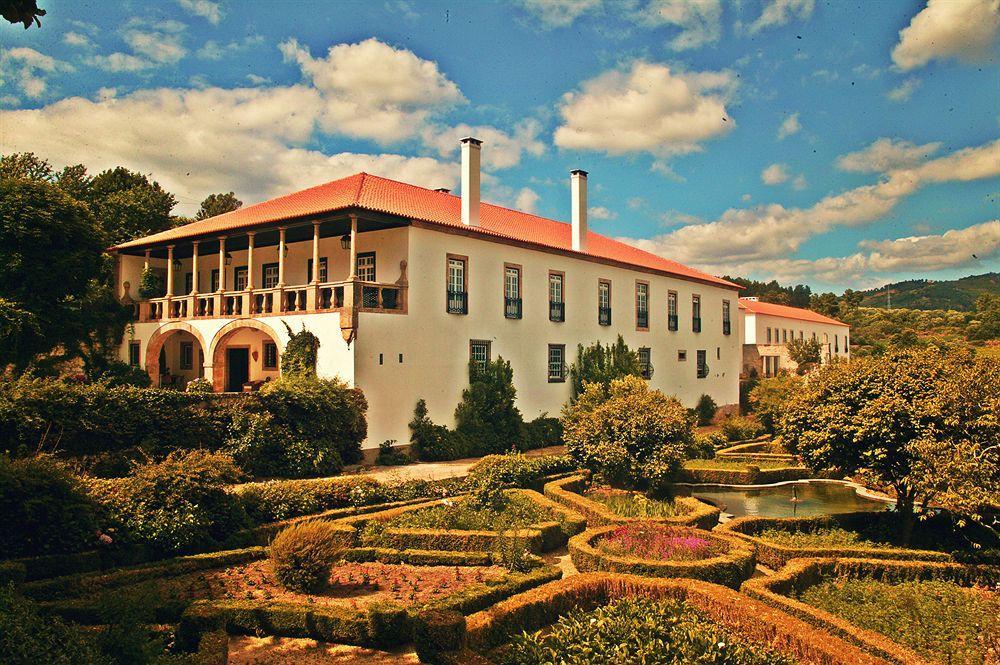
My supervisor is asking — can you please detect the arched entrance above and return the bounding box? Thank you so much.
[145,322,207,389]
[209,320,282,392]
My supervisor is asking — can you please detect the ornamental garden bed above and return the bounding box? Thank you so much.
[741,557,1000,665]
[337,489,586,554]
[415,573,893,665]
[568,523,755,588]
[718,511,953,569]
[679,459,811,484]
[542,474,719,529]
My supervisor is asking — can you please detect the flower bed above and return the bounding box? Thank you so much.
[679,459,810,484]
[718,512,952,569]
[568,523,755,588]
[415,573,893,665]
[741,557,1000,665]
[543,475,719,529]
[337,489,585,554]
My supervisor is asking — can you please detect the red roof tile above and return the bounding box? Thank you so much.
[111,173,737,289]
[739,298,847,326]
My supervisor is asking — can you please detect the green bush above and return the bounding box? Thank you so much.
[269,521,345,593]
[455,358,523,457]
[521,416,563,451]
[568,335,642,400]
[467,453,575,494]
[375,440,411,466]
[280,322,320,377]
[720,415,765,442]
[694,394,718,426]
[0,584,110,665]
[409,399,472,461]
[747,374,802,434]
[0,455,103,558]
[86,359,152,388]
[88,451,250,554]
[184,377,212,393]
[685,433,720,459]
[563,376,693,493]
[234,475,385,524]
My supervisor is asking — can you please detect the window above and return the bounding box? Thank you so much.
[307,257,328,283]
[835,335,840,353]
[234,266,248,291]
[638,347,652,379]
[722,300,731,335]
[812,332,817,341]
[763,355,780,377]
[598,279,612,326]
[210,269,220,292]
[678,350,687,361]
[782,329,788,343]
[696,350,708,378]
[504,264,522,319]
[470,339,490,370]
[263,342,278,369]
[667,291,678,331]
[262,263,279,289]
[799,330,804,340]
[447,255,467,314]
[180,341,193,370]
[128,341,141,366]
[357,252,376,282]
[548,344,566,382]
[184,272,194,294]
[766,327,772,344]
[635,281,649,329]
[549,272,564,322]
[692,295,701,333]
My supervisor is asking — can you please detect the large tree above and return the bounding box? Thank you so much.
[781,345,999,543]
[196,192,243,220]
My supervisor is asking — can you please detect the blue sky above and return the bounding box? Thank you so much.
[2,0,998,292]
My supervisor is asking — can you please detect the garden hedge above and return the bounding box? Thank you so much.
[718,511,953,569]
[568,524,755,588]
[741,557,1000,665]
[337,489,586,554]
[419,573,893,665]
[678,463,811,484]
[715,437,783,455]
[542,474,720,529]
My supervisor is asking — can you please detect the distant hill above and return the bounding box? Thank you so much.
[858,273,1000,311]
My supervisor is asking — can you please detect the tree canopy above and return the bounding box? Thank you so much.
[568,335,642,400]
[196,192,243,220]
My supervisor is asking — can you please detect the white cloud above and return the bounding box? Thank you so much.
[246,73,270,86]
[280,38,465,143]
[420,119,544,170]
[634,0,723,51]
[892,0,1000,71]
[87,52,152,73]
[836,137,942,173]
[87,19,188,72]
[63,31,93,48]
[554,61,735,157]
[761,163,790,185]
[746,0,815,34]
[858,221,1000,272]
[886,77,921,102]
[590,206,617,220]
[777,112,800,139]
[515,187,541,213]
[516,0,603,28]
[123,25,187,64]
[0,47,72,98]
[177,0,223,24]
[792,174,807,190]
[197,35,263,60]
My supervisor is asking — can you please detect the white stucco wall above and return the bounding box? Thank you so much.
[743,311,850,375]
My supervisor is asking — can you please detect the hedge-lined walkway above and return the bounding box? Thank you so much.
[347,445,566,483]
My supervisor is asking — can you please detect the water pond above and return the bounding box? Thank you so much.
[674,480,893,519]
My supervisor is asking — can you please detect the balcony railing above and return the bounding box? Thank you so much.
[692,316,702,333]
[636,309,649,329]
[668,313,678,331]
[447,290,467,314]
[505,297,522,319]
[598,306,611,326]
[138,278,406,323]
[549,301,565,322]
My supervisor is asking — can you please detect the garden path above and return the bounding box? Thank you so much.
[347,445,566,483]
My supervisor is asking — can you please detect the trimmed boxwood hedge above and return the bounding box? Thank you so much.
[420,573,893,665]
[718,511,952,569]
[568,524,755,588]
[337,489,586,555]
[741,557,1000,665]
[678,463,811,484]
[543,474,720,529]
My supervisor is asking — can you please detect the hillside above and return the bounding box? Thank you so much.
[858,273,999,311]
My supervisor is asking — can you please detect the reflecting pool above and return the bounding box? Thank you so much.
[674,480,893,519]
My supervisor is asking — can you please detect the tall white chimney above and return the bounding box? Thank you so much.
[461,137,482,227]
[571,169,588,252]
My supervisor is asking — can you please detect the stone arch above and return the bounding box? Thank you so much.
[145,321,208,386]
[209,319,284,392]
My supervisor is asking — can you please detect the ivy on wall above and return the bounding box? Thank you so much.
[280,322,320,376]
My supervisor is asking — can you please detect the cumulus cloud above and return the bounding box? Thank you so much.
[886,77,921,102]
[836,138,942,173]
[280,38,464,143]
[0,47,72,98]
[516,0,603,28]
[554,61,734,157]
[177,0,223,24]
[892,0,1000,71]
[87,19,188,72]
[590,206,617,220]
[197,35,264,60]
[634,0,722,51]
[761,163,790,185]
[515,187,541,213]
[746,0,815,34]
[420,119,545,170]
[63,31,93,48]
[777,112,800,139]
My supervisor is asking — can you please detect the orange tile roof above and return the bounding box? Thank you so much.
[739,298,847,326]
[111,172,737,289]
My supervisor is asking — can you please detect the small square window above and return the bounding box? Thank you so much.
[263,342,278,369]
[638,347,652,379]
[548,344,566,382]
[678,350,687,362]
[470,339,490,370]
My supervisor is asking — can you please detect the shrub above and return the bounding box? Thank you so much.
[0,455,103,558]
[787,337,822,373]
[563,376,693,492]
[720,415,766,442]
[747,374,802,434]
[86,359,152,389]
[137,266,162,299]
[88,450,250,554]
[568,335,642,400]
[375,440,411,466]
[0,585,110,665]
[685,433,720,459]
[184,377,212,393]
[280,322,319,376]
[694,394,717,426]
[521,415,562,451]
[454,358,523,457]
[269,521,345,593]
[467,453,575,495]
[409,399,472,461]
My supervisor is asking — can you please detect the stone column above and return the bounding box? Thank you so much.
[190,241,200,295]
[246,232,255,290]
[277,227,286,287]
[348,214,358,280]
[165,245,175,297]
[217,236,227,291]
[311,222,321,284]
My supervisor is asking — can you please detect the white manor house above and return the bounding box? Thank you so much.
[112,138,848,451]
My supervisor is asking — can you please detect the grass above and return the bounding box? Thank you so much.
[584,488,681,518]
[798,579,999,664]
[377,493,554,532]
[755,526,895,549]
[500,596,794,664]
[683,458,797,471]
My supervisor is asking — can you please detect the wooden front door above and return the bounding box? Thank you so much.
[226,348,249,392]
